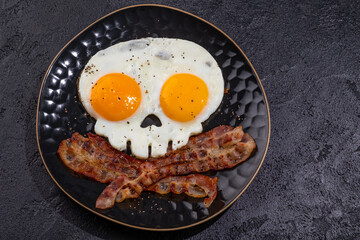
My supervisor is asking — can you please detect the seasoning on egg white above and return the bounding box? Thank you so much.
[78,38,224,159]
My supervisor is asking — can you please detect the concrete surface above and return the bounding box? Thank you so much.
[0,0,359,239]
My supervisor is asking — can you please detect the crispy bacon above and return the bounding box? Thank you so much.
[95,175,130,209]
[58,132,142,183]
[111,174,218,207]
[96,126,256,209]
[148,125,241,168]
[57,125,256,210]
[146,175,218,207]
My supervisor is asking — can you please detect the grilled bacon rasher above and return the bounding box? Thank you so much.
[57,125,256,209]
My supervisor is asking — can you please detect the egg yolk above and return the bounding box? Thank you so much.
[160,73,208,122]
[90,73,141,121]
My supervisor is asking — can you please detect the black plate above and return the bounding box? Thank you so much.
[36,4,270,231]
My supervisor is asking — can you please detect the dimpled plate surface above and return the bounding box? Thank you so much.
[37,5,270,230]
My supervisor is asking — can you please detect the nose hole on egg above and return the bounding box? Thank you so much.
[140,114,162,128]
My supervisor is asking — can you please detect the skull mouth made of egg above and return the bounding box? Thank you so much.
[78,38,224,159]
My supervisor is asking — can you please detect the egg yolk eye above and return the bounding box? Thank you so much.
[90,73,141,121]
[160,73,208,122]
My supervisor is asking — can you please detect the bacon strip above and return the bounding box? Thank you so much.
[95,175,130,209]
[148,125,241,168]
[146,175,218,207]
[58,126,256,209]
[114,174,218,208]
[95,126,256,209]
[58,132,142,183]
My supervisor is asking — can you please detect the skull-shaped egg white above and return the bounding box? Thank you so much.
[78,38,224,159]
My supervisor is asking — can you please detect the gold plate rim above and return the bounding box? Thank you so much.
[36,3,271,232]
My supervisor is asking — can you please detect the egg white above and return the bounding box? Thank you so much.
[78,38,224,158]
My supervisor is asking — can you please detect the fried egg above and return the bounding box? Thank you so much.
[78,38,224,158]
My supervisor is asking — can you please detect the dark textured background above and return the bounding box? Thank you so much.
[1,0,359,239]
